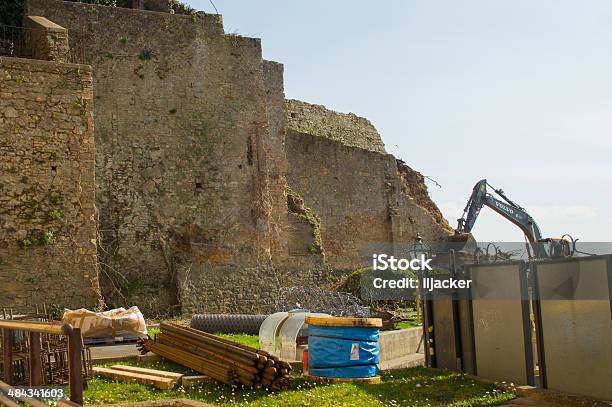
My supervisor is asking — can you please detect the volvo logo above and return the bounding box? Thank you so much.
[494,201,514,214]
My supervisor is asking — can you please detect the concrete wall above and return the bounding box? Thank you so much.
[379,327,425,370]
[0,56,101,309]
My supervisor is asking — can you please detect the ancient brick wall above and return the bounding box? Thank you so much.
[0,57,101,310]
[286,99,386,153]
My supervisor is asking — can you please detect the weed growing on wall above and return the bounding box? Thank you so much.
[74,96,88,115]
[286,186,323,254]
[19,230,55,249]
[139,49,153,61]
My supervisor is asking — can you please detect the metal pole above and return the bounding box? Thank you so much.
[29,331,42,386]
[67,327,83,405]
[2,328,14,385]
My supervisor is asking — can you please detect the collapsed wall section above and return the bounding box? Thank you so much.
[0,57,101,309]
[25,0,281,314]
[286,99,386,153]
[286,103,452,272]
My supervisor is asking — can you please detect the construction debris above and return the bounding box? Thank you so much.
[137,323,292,391]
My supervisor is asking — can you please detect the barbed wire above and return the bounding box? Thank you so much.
[275,286,370,317]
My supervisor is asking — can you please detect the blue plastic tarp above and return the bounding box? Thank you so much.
[308,325,379,378]
[309,364,378,379]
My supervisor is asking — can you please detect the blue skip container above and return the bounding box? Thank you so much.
[305,316,382,379]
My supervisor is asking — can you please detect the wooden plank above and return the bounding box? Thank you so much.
[110,365,184,380]
[0,393,20,407]
[92,367,176,390]
[304,316,383,328]
[181,375,213,387]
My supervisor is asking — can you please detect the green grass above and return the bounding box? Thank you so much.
[146,328,258,349]
[215,333,260,349]
[148,326,160,338]
[395,320,422,329]
[85,360,514,407]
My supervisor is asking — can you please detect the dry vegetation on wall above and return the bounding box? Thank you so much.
[286,186,323,255]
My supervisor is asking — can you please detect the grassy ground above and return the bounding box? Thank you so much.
[86,359,514,406]
[146,329,259,349]
[394,320,422,329]
[214,333,260,349]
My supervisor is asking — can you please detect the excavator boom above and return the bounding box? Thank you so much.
[455,179,558,259]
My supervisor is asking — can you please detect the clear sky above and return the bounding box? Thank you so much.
[188,0,610,242]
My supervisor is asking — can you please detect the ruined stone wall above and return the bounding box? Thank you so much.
[11,0,452,314]
[0,57,101,310]
[286,99,386,153]
[286,107,452,272]
[25,0,283,315]
[286,131,391,270]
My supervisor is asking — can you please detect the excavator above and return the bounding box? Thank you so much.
[454,179,572,260]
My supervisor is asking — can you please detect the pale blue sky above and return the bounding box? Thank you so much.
[189,0,610,242]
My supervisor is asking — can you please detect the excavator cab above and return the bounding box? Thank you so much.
[536,238,573,259]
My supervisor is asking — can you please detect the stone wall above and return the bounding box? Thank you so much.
[11,0,453,315]
[25,0,290,315]
[0,56,101,310]
[286,108,452,271]
[286,99,386,153]
[24,16,70,63]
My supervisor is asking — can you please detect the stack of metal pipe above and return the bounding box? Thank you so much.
[137,323,292,391]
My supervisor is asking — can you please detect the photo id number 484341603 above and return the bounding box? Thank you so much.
[5,386,67,401]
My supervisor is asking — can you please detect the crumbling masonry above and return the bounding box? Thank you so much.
[0,0,451,315]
